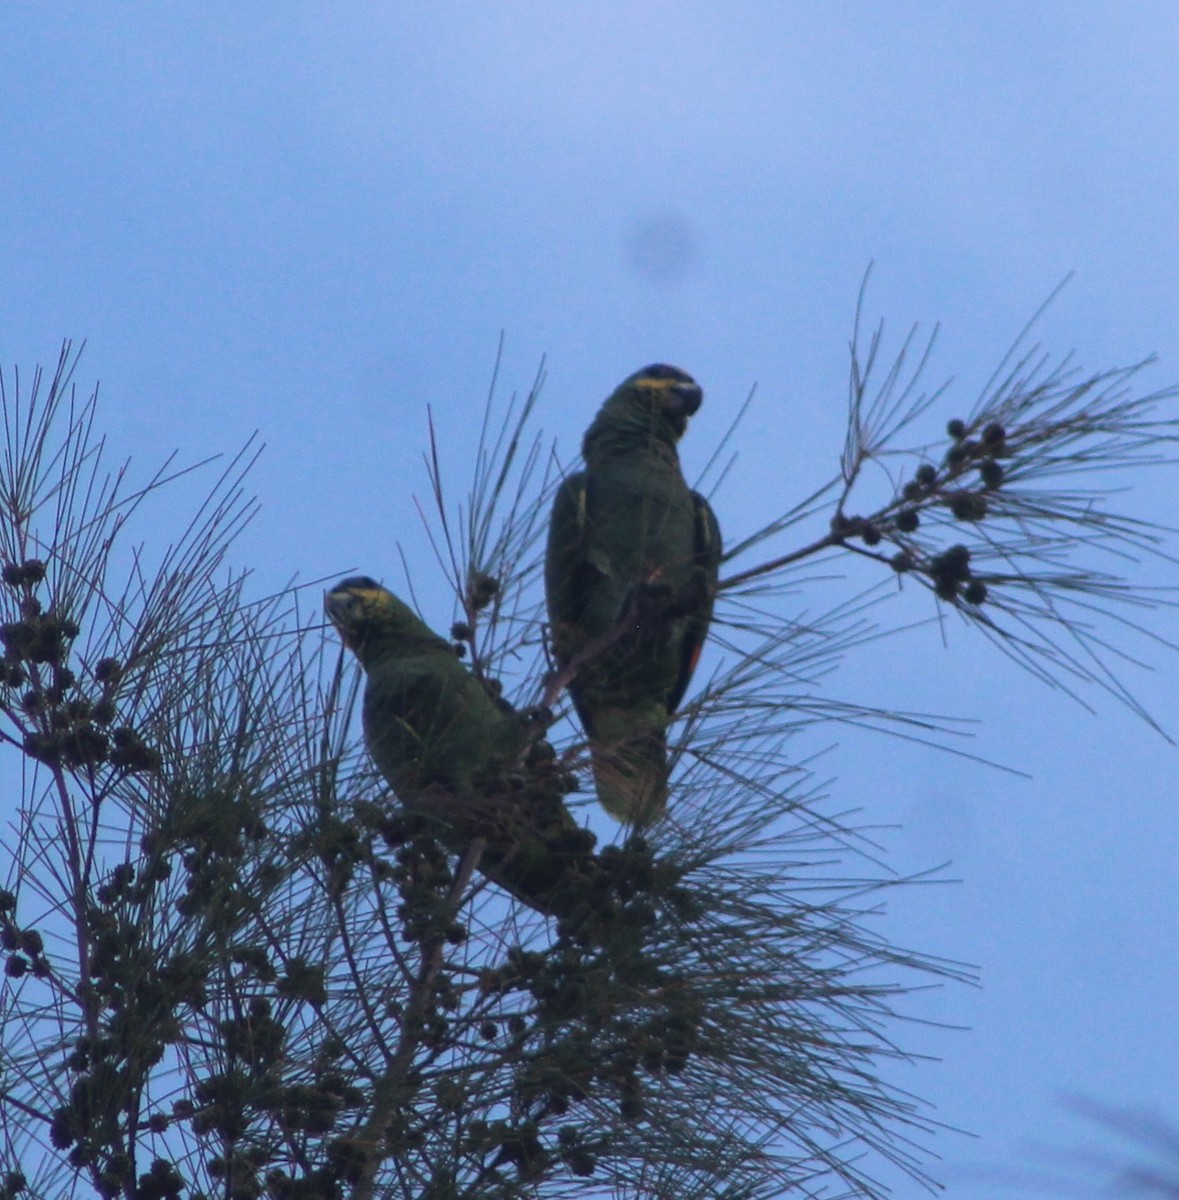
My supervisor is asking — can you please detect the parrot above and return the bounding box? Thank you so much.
[325,576,594,914]
[544,364,721,823]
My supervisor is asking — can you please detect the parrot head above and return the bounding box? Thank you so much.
[585,364,703,453]
[325,576,431,666]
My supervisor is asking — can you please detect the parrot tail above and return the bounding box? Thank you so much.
[588,727,669,824]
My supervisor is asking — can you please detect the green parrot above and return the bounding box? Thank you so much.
[325,576,593,914]
[544,364,721,823]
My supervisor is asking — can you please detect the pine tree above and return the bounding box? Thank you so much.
[0,289,1175,1199]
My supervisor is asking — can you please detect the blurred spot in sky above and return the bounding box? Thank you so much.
[624,210,698,284]
[905,790,978,865]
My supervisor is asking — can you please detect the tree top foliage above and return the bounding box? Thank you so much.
[1,289,1176,1198]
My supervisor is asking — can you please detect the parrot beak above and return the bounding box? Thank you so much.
[668,378,703,418]
[656,378,703,437]
[325,576,387,653]
[324,589,351,636]
[325,576,376,642]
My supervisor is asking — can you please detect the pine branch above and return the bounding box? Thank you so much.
[721,284,1179,734]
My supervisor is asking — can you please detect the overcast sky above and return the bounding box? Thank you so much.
[3,5,1178,1194]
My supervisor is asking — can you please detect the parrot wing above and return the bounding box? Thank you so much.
[544,470,619,733]
[666,489,722,714]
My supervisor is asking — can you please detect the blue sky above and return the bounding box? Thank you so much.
[2,5,1178,1193]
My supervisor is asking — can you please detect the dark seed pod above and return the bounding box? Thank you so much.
[860,523,882,546]
[1,564,22,587]
[467,572,500,611]
[28,620,66,664]
[933,576,960,601]
[450,621,472,641]
[929,544,973,601]
[49,667,76,699]
[895,509,920,533]
[110,733,161,774]
[23,731,60,765]
[49,1107,76,1150]
[60,726,110,768]
[940,544,972,574]
[567,1149,596,1177]
[979,459,1004,489]
[982,422,1006,446]
[0,623,34,658]
[93,658,122,685]
[930,543,972,582]
[915,463,938,486]
[619,1076,643,1122]
[946,418,967,440]
[949,493,988,522]
[964,580,988,605]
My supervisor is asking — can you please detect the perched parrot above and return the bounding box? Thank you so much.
[544,364,721,823]
[325,576,593,914]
